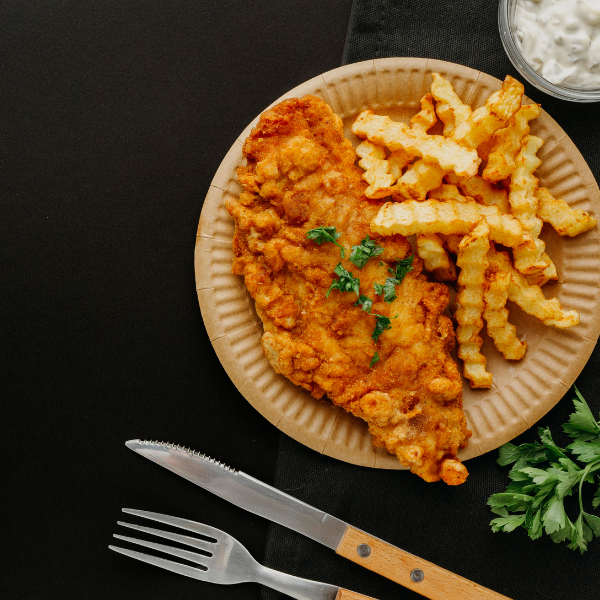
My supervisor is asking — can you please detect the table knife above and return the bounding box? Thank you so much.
[126,439,511,600]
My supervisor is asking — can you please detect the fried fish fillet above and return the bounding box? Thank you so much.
[226,95,471,484]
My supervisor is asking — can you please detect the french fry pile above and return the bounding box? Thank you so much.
[352,74,597,388]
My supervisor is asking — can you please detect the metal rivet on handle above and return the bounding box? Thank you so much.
[356,543,371,558]
[410,569,424,583]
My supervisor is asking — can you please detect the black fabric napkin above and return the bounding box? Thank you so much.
[262,2,600,599]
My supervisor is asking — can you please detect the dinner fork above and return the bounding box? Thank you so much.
[110,509,375,600]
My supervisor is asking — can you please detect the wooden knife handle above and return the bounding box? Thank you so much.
[336,526,512,600]
[335,589,377,600]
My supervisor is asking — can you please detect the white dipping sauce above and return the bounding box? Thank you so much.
[514,0,600,88]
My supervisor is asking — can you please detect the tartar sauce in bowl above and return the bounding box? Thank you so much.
[514,0,600,88]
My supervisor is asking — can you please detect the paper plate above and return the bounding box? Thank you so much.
[195,58,600,469]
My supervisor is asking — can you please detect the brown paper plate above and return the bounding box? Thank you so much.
[195,58,600,469]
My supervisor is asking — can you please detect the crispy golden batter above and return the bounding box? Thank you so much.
[227,96,471,484]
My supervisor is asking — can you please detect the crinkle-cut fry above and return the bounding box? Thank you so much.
[451,75,525,149]
[537,187,597,237]
[478,209,535,249]
[355,140,396,199]
[372,199,482,236]
[488,246,579,328]
[477,138,494,162]
[508,135,543,233]
[456,220,492,388]
[428,184,471,202]
[439,233,463,254]
[483,271,527,360]
[351,110,480,177]
[356,139,386,169]
[446,172,510,213]
[372,199,534,248]
[509,135,551,275]
[430,73,472,136]
[388,149,413,179]
[394,160,446,201]
[483,103,541,183]
[356,95,441,199]
[416,233,457,281]
[410,93,437,132]
[526,260,558,287]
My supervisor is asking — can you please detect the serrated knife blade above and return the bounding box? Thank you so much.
[125,439,511,600]
[125,439,347,549]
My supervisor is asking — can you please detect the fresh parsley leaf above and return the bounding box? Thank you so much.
[488,386,600,553]
[490,510,526,533]
[542,495,568,535]
[555,462,582,499]
[568,512,593,554]
[373,278,397,303]
[369,352,379,368]
[497,441,547,468]
[584,512,600,536]
[487,492,534,511]
[563,386,600,439]
[567,439,600,463]
[538,426,571,462]
[371,313,397,342]
[388,255,414,284]
[528,509,543,540]
[349,235,384,268]
[382,278,397,303]
[326,263,360,298]
[354,294,373,314]
[306,226,346,258]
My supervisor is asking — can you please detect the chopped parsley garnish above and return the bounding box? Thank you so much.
[326,263,360,298]
[371,313,397,342]
[488,386,600,554]
[369,352,380,368]
[354,294,373,314]
[349,235,384,268]
[374,278,397,304]
[388,255,414,285]
[306,226,345,257]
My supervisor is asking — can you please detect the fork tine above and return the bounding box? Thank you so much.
[122,509,223,541]
[109,545,208,581]
[117,522,214,554]
[113,534,210,567]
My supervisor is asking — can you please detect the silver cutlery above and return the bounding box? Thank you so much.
[110,508,374,600]
[125,439,511,600]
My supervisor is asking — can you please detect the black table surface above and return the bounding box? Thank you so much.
[3,1,353,599]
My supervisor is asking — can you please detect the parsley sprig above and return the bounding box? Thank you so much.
[349,235,384,268]
[373,255,414,304]
[369,352,380,368]
[488,387,600,553]
[371,313,396,342]
[306,226,345,258]
[326,263,360,298]
[354,294,373,314]
[389,255,414,284]
[374,279,398,304]
[354,294,396,363]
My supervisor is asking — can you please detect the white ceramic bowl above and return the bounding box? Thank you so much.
[499,0,600,102]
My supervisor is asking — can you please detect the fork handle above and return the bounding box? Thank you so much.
[336,526,511,600]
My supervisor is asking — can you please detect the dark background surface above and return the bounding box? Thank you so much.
[3,1,600,600]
